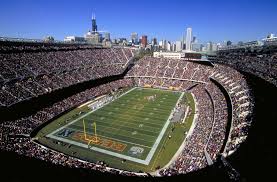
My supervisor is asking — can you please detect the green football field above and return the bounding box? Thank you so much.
[36,86,196,172]
[46,87,183,165]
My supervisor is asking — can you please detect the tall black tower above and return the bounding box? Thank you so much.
[92,13,97,33]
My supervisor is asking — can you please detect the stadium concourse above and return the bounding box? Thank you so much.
[0,41,255,179]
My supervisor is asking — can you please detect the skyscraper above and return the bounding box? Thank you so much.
[131,32,138,44]
[186,27,192,51]
[227,40,232,46]
[160,39,167,50]
[141,35,147,47]
[192,36,197,43]
[151,38,157,45]
[85,14,100,44]
[175,41,182,52]
[167,41,171,51]
[206,42,212,52]
[92,13,97,33]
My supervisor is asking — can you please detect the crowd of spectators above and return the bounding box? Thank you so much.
[210,64,254,156]
[0,52,255,176]
[160,85,213,175]
[158,82,228,175]
[0,78,148,176]
[0,41,96,52]
[0,43,135,106]
[214,47,277,87]
[205,81,228,160]
[128,56,253,175]
[127,56,213,83]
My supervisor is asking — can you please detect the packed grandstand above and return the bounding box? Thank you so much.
[0,41,276,180]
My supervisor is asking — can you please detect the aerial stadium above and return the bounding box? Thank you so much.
[1,39,276,180]
[0,1,277,182]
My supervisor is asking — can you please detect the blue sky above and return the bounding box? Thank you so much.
[0,0,276,43]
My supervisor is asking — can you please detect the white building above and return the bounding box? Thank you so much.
[162,40,167,50]
[206,42,212,52]
[186,27,192,51]
[84,31,101,44]
[167,41,171,51]
[64,36,85,42]
[171,42,176,52]
[131,32,138,44]
[153,52,184,59]
[212,43,218,51]
[262,33,277,45]
[175,41,182,52]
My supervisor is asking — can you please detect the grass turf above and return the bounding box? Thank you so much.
[35,87,195,172]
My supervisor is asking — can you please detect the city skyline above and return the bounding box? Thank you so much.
[0,0,277,43]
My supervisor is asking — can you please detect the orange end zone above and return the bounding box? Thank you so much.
[72,132,126,152]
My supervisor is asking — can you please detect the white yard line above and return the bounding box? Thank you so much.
[92,116,164,127]
[65,127,152,149]
[48,135,150,165]
[47,87,136,137]
[68,124,157,142]
[144,92,184,165]
[47,87,184,165]
[80,120,161,134]
[155,92,197,175]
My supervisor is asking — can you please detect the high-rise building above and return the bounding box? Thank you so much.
[92,13,97,33]
[151,38,157,45]
[167,41,171,51]
[131,32,138,44]
[84,13,101,44]
[160,40,167,50]
[206,42,212,52]
[212,43,219,51]
[192,36,197,43]
[175,41,182,52]
[141,35,147,47]
[186,27,192,51]
[227,40,232,46]
[182,33,186,48]
[159,40,163,46]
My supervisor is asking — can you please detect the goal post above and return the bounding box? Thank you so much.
[82,119,88,140]
[82,119,99,147]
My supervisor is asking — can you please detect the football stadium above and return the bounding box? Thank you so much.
[0,1,277,181]
[1,40,276,180]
